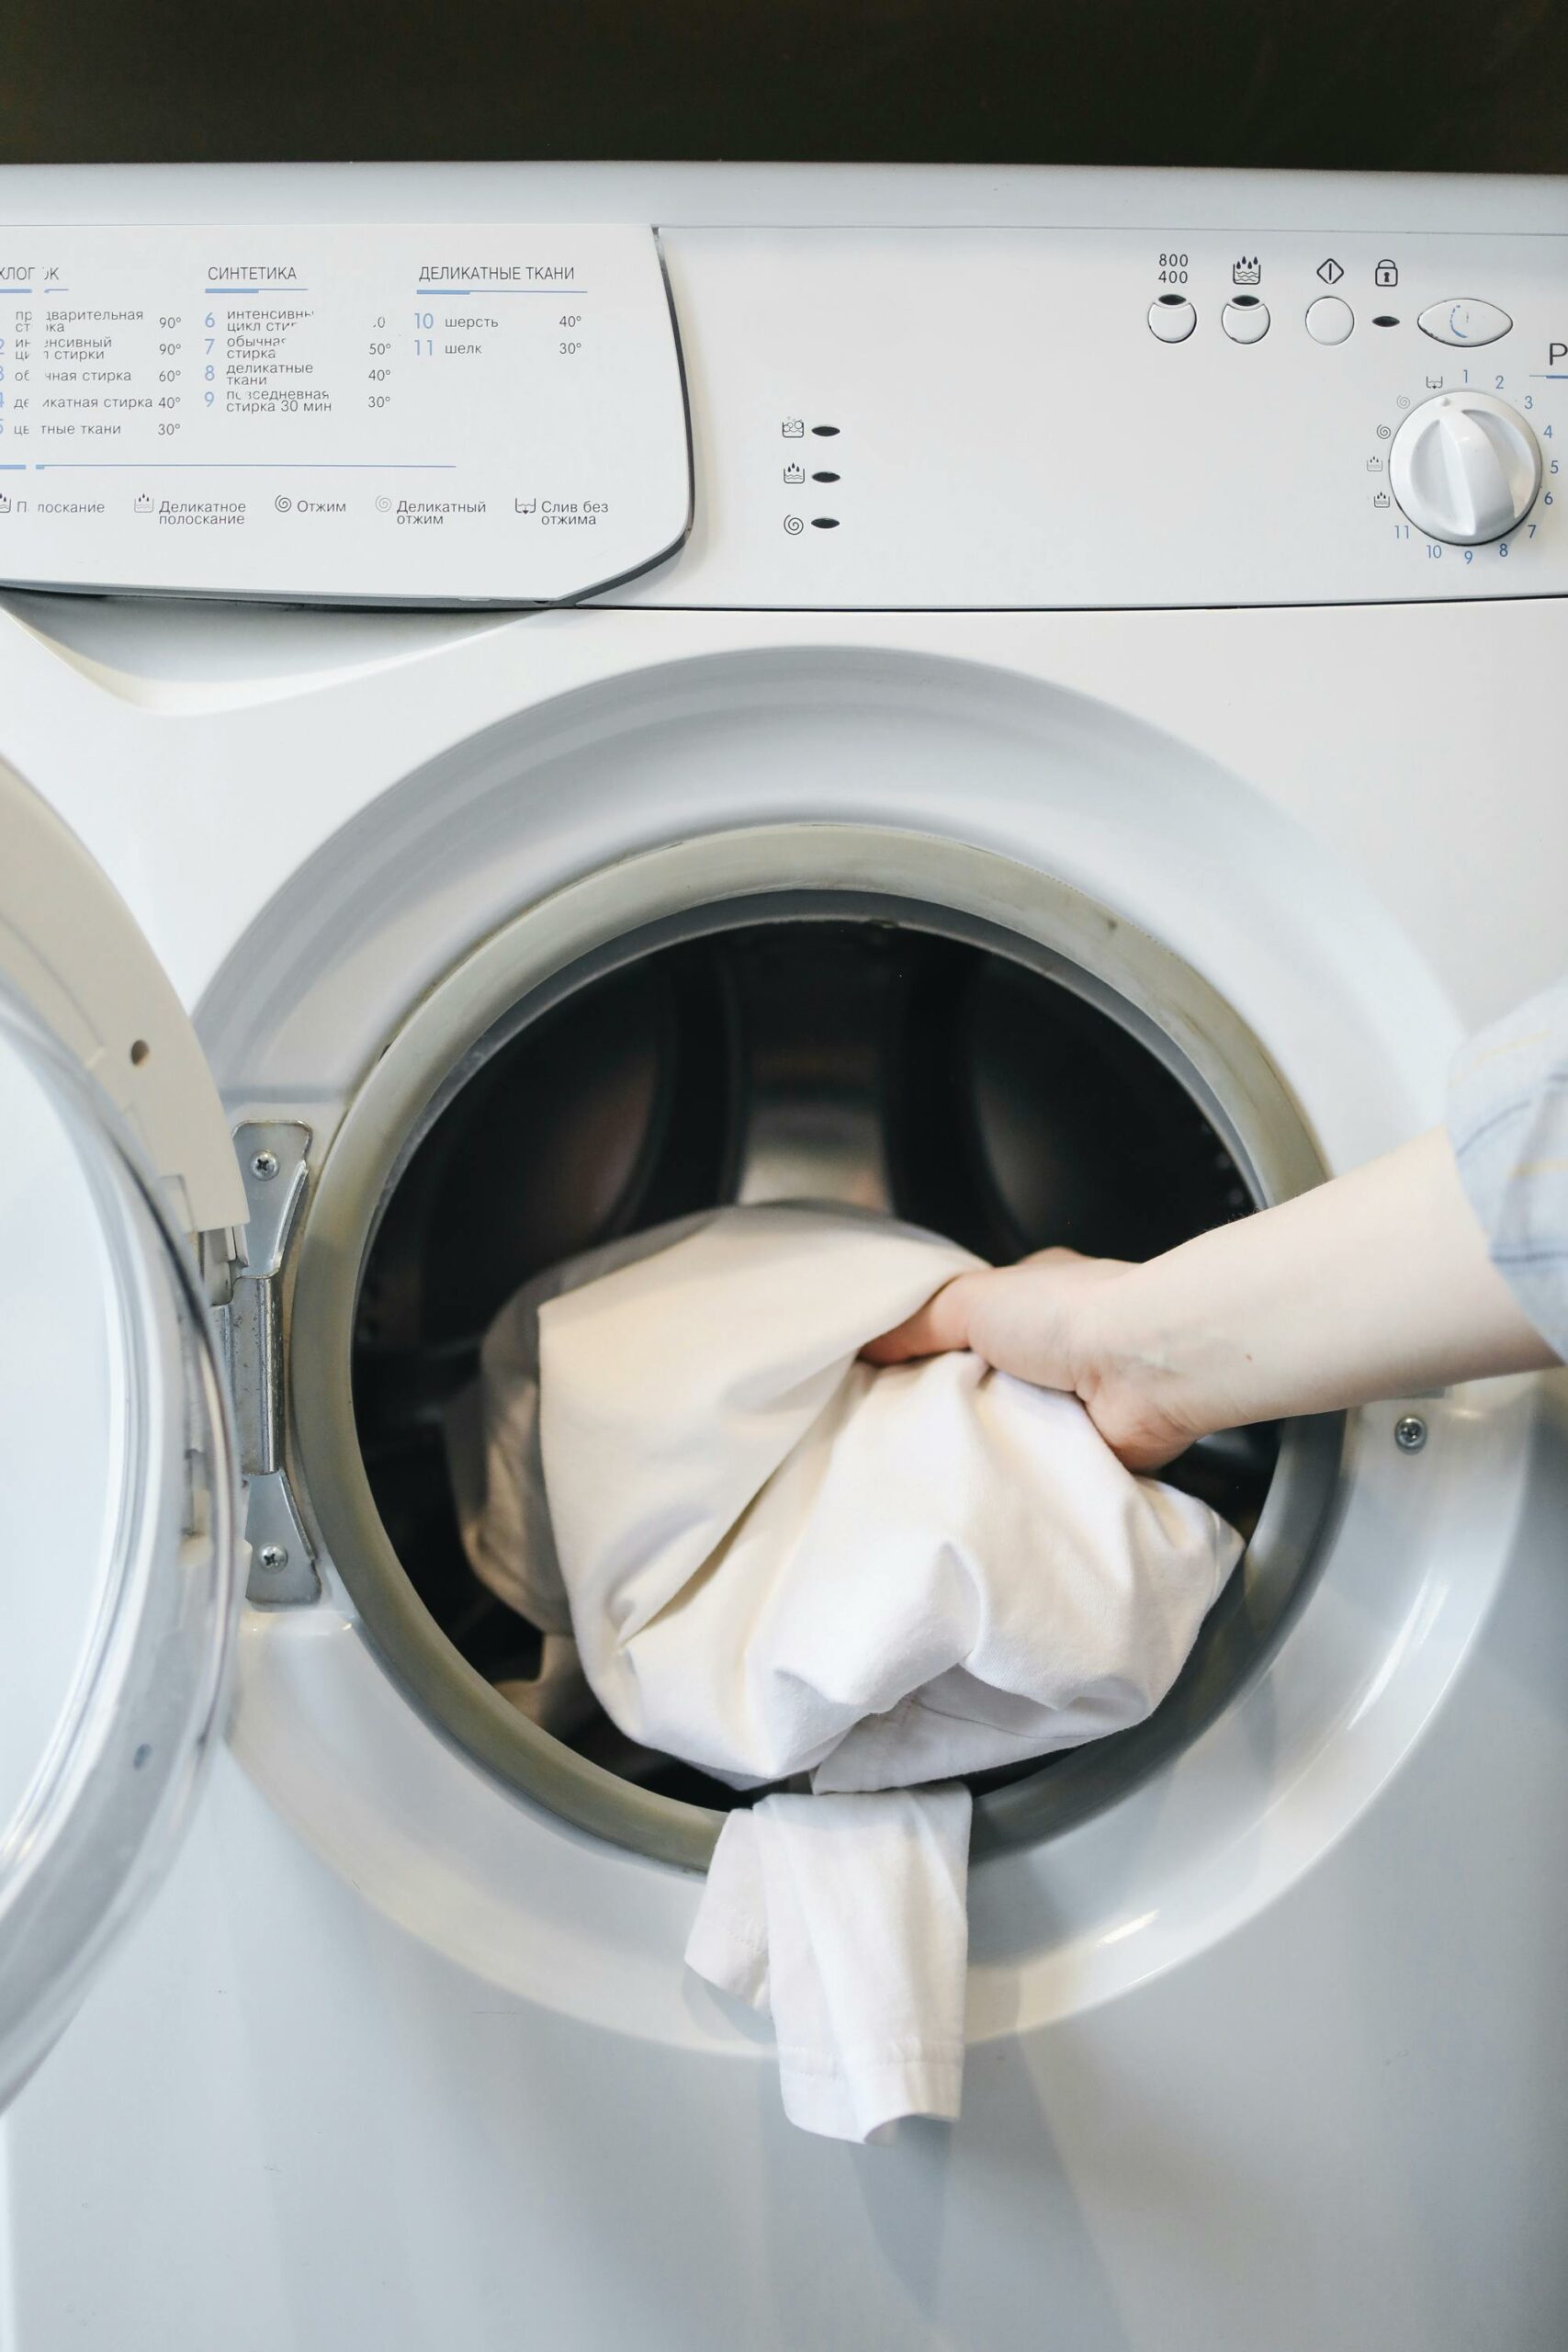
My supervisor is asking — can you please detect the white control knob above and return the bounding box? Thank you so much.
[1388,389,1541,545]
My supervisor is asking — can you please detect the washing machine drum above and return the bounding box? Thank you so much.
[352,914,1270,1808]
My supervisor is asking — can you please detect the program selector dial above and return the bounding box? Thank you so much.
[1388,389,1542,546]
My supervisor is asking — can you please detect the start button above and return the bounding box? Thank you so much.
[1305,296,1354,345]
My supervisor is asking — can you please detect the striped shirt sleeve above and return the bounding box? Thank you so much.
[1447,977,1568,1363]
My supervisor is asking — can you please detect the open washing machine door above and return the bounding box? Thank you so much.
[0,757,248,2105]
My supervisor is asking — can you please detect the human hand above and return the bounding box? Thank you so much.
[866,1131,1561,1470]
[863,1248,1200,1471]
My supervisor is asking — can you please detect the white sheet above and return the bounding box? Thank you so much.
[453,1204,1243,2139]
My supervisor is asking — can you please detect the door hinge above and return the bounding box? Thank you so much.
[222,1120,321,1606]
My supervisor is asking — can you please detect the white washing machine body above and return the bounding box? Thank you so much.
[0,164,1565,2352]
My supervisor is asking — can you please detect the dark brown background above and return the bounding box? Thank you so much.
[1,0,1563,172]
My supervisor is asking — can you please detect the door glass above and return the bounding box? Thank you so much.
[0,991,241,2105]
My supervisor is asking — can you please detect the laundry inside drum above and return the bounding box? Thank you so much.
[350,910,1279,1814]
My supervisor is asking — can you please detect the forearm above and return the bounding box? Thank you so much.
[1084,1126,1557,1441]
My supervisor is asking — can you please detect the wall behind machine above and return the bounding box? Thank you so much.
[1,0,1564,172]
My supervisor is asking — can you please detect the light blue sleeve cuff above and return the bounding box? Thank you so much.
[1447,977,1568,1363]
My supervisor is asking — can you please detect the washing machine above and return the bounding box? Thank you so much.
[1,163,1566,2352]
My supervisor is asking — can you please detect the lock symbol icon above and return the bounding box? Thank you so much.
[1374,258,1398,288]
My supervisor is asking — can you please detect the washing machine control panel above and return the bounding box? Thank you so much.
[1,207,1564,611]
[619,220,1568,608]
[0,223,692,603]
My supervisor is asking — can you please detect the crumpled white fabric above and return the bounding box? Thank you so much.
[451,1204,1242,2140]
[685,1786,973,2142]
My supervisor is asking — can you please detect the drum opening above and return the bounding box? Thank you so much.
[349,905,1285,1819]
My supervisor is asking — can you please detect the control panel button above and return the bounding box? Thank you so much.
[1305,296,1354,345]
[1416,297,1513,347]
[1148,294,1196,343]
[1222,296,1269,344]
[1388,389,1541,544]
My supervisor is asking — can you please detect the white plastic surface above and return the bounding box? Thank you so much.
[0,998,243,2109]
[621,222,1568,607]
[0,225,691,604]
[0,1037,118,1838]
[0,761,245,1234]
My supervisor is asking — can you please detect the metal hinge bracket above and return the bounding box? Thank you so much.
[224,1120,321,1606]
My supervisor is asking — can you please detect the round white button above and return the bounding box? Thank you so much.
[1148,295,1196,344]
[1305,296,1354,345]
[1222,296,1269,344]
